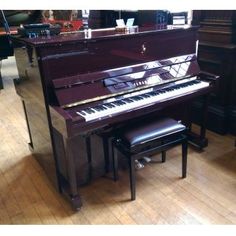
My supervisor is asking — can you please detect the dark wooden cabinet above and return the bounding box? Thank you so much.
[0,66,3,89]
[192,10,236,135]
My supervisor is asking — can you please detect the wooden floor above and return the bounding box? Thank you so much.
[0,57,236,225]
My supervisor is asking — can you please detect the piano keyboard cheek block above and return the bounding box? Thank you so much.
[12,26,220,210]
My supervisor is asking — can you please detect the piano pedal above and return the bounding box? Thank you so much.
[134,160,145,170]
[134,157,152,170]
[142,156,152,163]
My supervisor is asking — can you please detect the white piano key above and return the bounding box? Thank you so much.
[77,79,210,122]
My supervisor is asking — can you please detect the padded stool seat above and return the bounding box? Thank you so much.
[122,118,186,147]
[111,117,188,200]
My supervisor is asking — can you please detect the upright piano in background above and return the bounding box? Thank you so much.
[192,10,236,135]
[11,26,219,210]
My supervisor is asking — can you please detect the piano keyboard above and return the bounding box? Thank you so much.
[76,78,210,122]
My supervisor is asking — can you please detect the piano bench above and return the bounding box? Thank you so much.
[111,117,188,201]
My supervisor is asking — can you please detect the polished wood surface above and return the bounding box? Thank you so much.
[11,26,221,209]
[192,10,236,135]
[0,57,236,224]
[15,25,195,46]
[12,26,210,209]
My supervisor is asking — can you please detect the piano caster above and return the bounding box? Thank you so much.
[188,131,208,150]
[63,194,82,211]
[198,137,208,149]
[61,187,83,211]
[70,195,83,211]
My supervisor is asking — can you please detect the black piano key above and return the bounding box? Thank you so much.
[113,100,126,106]
[127,98,135,102]
[113,101,120,106]
[93,106,104,111]
[83,110,92,114]
[148,92,156,96]
[141,94,151,98]
[136,95,144,100]
[123,98,133,103]
[78,110,86,116]
[84,108,95,114]
[131,96,141,101]
[110,102,118,107]
[104,103,115,108]
[100,106,107,111]
[101,105,108,110]
[150,92,157,96]
[139,95,146,99]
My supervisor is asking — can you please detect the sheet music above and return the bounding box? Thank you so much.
[126,18,134,27]
[116,19,125,27]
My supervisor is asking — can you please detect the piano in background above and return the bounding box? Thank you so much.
[11,25,219,210]
[0,30,14,89]
[192,10,236,135]
[0,10,13,90]
[0,10,41,89]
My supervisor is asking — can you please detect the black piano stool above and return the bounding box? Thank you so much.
[111,117,188,200]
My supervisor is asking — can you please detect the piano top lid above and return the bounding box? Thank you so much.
[11,25,198,47]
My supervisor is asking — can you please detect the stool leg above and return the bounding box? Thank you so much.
[161,151,166,163]
[182,139,188,178]
[112,141,119,181]
[129,156,136,200]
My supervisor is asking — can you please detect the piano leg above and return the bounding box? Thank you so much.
[52,128,106,210]
[60,188,82,211]
[62,137,83,210]
[188,94,209,149]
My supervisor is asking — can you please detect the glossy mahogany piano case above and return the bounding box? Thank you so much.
[12,26,219,209]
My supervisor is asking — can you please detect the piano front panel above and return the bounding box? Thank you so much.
[38,27,198,82]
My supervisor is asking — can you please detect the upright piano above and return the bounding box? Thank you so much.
[12,26,219,210]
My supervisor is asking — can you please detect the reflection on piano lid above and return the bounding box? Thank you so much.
[53,53,198,109]
[103,54,194,88]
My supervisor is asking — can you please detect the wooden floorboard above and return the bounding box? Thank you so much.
[0,57,236,224]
